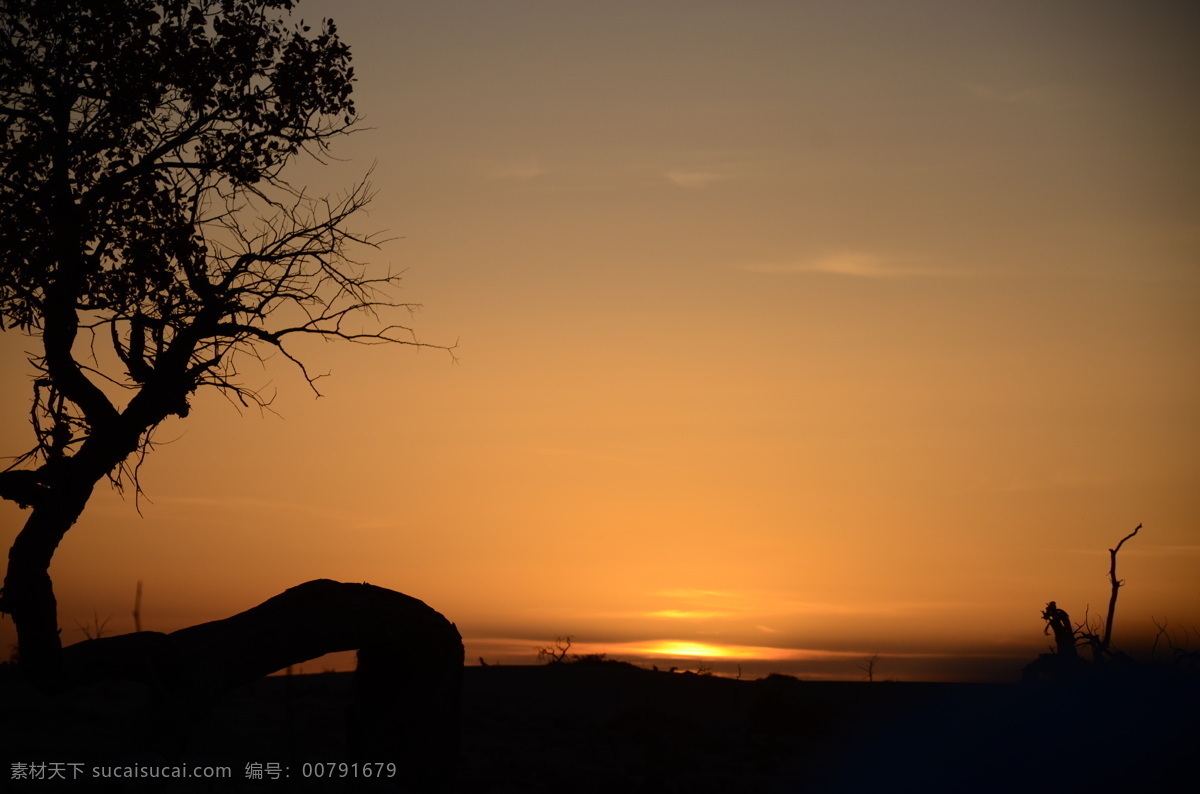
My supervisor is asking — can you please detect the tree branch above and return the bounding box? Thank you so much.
[0,469,51,509]
[1101,523,1142,652]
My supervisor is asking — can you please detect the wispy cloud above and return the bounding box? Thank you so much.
[665,170,728,188]
[146,494,394,532]
[501,590,977,641]
[654,588,739,600]
[969,471,1124,495]
[644,609,732,620]
[650,588,937,619]
[964,82,1078,108]
[740,251,950,279]
[1128,545,1200,557]
[483,157,543,180]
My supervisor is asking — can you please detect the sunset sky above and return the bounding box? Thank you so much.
[2,0,1198,681]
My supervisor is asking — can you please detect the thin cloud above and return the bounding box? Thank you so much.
[654,588,739,600]
[651,588,941,618]
[644,609,732,620]
[740,252,950,279]
[964,82,1077,108]
[666,170,728,188]
[971,471,1123,494]
[483,157,543,180]
[1126,545,1200,557]
[152,494,390,526]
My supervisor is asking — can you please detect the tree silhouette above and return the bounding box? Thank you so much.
[1026,524,1143,683]
[0,0,460,780]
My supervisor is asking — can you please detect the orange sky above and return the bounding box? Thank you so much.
[2,0,1198,681]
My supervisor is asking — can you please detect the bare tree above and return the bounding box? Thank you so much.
[1099,523,1142,654]
[1034,524,1143,670]
[1151,617,1200,670]
[537,636,573,664]
[0,0,450,683]
[859,652,881,682]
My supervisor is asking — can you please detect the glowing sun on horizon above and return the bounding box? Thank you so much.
[640,641,734,658]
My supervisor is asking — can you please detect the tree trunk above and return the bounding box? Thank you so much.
[1100,523,1141,654]
[1041,601,1077,659]
[4,419,176,684]
[53,580,463,792]
[3,479,97,684]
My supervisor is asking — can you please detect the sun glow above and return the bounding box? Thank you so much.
[628,640,821,661]
[618,641,846,663]
[641,641,734,658]
[644,610,730,619]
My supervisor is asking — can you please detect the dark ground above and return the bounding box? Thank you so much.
[5,661,1199,793]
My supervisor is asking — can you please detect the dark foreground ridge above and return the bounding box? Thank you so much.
[6,658,1196,793]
